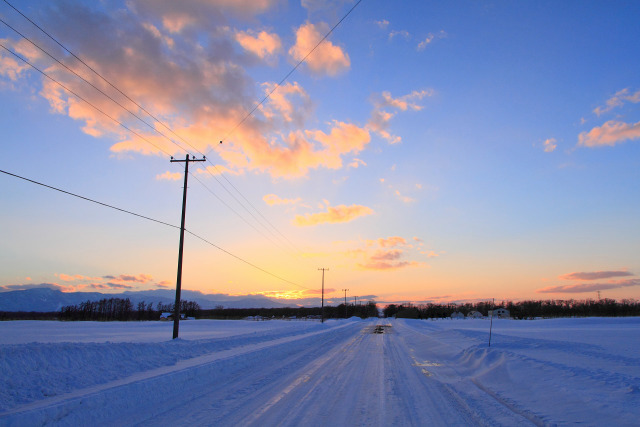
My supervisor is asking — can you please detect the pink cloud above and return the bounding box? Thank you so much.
[371,249,403,261]
[289,22,350,76]
[559,271,634,281]
[593,88,640,116]
[537,279,640,294]
[578,120,640,147]
[235,30,282,60]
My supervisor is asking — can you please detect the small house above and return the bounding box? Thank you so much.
[467,311,483,319]
[488,308,510,319]
[450,311,465,319]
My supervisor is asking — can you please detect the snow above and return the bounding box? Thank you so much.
[1,317,639,426]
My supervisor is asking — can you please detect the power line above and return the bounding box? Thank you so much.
[0,168,310,290]
[0,42,173,158]
[0,16,196,158]
[1,0,364,260]
[1,0,204,158]
[216,0,365,146]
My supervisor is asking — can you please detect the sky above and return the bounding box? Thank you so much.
[1,0,639,305]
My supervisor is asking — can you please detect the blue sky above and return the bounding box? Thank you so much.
[1,0,639,304]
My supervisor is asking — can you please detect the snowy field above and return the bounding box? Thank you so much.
[1,317,639,426]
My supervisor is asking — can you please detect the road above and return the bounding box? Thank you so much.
[4,319,540,426]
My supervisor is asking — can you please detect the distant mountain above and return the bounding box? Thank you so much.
[0,288,289,312]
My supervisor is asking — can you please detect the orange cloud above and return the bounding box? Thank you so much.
[263,194,301,206]
[235,30,282,60]
[156,171,182,181]
[259,82,311,126]
[293,203,374,226]
[377,236,407,247]
[289,22,350,76]
[578,120,640,147]
[543,138,557,153]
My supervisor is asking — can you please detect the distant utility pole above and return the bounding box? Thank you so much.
[597,291,601,301]
[354,296,358,306]
[171,154,206,339]
[488,298,495,348]
[318,268,329,323]
[342,288,349,318]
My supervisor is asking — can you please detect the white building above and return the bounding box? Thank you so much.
[467,311,483,319]
[488,308,510,319]
[450,311,465,319]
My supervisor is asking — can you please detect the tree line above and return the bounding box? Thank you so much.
[383,298,640,319]
[58,298,201,321]
[200,301,379,320]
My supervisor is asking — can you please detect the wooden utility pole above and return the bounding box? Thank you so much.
[318,268,328,323]
[170,154,205,339]
[342,288,349,318]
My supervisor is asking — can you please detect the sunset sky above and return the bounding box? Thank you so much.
[1,0,639,305]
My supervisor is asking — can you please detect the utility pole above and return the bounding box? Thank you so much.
[342,288,349,318]
[318,268,328,323]
[170,154,205,339]
[488,298,495,348]
[354,296,358,306]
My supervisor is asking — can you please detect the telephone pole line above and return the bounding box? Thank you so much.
[342,288,349,318]
[171,154,206,339]
[318,268,329,323]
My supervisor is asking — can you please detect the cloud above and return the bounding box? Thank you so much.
[293,203,374,226]
[57,273,102,282]
[367,89,433,144]
[395,190,415,203]
[156,171,182,181]
[536,279,640,294]
[593,88,640,116]
[371,249,403,261]
[389,30,410,41]
[103,274,154,283]
[359,260,422,271]
[375,20,389,29]
[263,194,302,206]
[132,0,278,33]
[0,2,376,180]
[417,30,446,50]
[235,30,282,60]
[558,270,634,281]
[376,236,407,247]
[543,138,557,153]
[577,120,640,147]
[348,158,367,168]
[259,81,312,127]
[89,282,135,290]
[289,22,350,76]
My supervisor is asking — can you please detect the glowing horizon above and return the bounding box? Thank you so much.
[1,0,639,304]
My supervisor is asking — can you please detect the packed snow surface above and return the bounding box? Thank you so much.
[1,317,639,426]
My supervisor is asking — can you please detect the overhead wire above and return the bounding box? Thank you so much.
[1,0,365,265]
[0,168,310,290]
[1,0,299,256]
[0,42,173,158]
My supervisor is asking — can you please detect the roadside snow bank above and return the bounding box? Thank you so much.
[0,319,327,412]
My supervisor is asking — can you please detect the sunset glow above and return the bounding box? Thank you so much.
[1,0,639,304]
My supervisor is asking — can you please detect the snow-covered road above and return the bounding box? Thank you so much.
[1,317,639,426]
